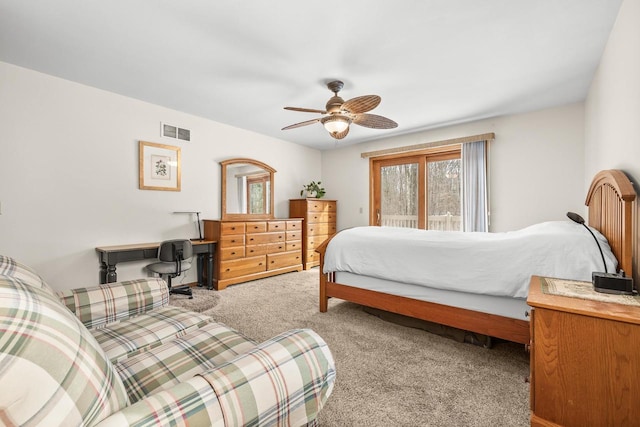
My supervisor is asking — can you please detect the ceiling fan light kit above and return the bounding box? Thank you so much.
[322,115,351,134]
[282,80,397,140]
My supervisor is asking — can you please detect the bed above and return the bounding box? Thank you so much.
[316,169,636,345]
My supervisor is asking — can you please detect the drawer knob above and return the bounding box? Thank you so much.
[525,311,530,318]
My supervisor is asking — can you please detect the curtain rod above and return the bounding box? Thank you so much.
[360,132,495,159]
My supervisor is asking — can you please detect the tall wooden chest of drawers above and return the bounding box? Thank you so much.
[289,199,337,269]
[203,219,303,290]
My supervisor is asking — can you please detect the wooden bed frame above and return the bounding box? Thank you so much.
[316,169,636,345]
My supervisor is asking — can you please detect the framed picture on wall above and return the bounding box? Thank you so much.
[139,140,181,191]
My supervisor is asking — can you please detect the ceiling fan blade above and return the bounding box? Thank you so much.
[342,95,381,114]
[281,118,321,130]
[353,114,398,129]
[329,126,350,140]
[284,107,327,114]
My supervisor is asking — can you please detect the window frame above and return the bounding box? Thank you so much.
[369,145,461,229]
[246,174,269,215]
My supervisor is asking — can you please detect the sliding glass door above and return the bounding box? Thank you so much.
[371,148,461,231]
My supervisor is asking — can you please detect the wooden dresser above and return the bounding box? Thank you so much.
[203,219,303,290]
[527,275,640,426]
[289,199,337,269]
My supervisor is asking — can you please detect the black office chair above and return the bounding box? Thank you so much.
[146,239,193,299]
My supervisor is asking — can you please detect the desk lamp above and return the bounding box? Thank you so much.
[566,212,634,295]
[174,211,203,241]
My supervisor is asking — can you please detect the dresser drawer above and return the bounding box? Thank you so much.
[286,220,302,231]
[307,212,335,224]
[308,224,336,237]
[245,244,268,257]
[267,221,286,231]
[266,242,286,253]
[286,241,301,252]
[220,222,246,235]
[220,246,245,260]
[245,222,267,233]
[307,234,329,250]
[267,251,301,270]
[246,241,288,255]
[307,201,337,213]
[286,230,301,241]
[306,249,320,264]
[219,234,245,248]
[247,232,285,245]
[219,256,266,279]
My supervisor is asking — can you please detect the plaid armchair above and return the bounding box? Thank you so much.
[0,255,335,426]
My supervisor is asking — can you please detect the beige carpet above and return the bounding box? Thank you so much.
[172,269,530,426]
[169,287,220,312]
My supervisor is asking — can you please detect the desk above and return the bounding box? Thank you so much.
[96,240,216,290]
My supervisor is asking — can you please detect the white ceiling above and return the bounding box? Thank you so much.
[0,1,622,150]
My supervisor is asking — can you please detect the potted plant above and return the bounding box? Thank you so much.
[301,181,326,198]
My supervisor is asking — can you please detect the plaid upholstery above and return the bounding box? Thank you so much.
[199,329,336,427]
[92,305,213,363]
[116,322,258,403]
[0,255,55,296]
[57,277,170,329]
[1,255,334,426]
[95,330,336,427]
[0,276,129,426]
[94,376,226,427]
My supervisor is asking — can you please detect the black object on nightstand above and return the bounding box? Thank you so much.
[567,211,635,295]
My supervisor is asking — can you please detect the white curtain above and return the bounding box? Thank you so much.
[461,140,488,232]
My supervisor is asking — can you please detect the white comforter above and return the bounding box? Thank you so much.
[323,222,618,299]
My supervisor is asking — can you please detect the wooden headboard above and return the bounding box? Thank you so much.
[585,170,636,277]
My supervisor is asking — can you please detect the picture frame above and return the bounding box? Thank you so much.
[139,140,181,191]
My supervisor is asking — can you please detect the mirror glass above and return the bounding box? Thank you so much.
[221,158,275,220]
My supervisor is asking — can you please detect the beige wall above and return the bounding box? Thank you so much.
[0,61,322,290]
[585,0,640,180]
[584,0,640,279]
[321,103,585,232]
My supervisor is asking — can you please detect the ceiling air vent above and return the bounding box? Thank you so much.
[162,122,191,141]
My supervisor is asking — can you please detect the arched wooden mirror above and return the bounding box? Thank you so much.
[220,158,275,220]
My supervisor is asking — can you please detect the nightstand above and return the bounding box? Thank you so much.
[527,275,640,426]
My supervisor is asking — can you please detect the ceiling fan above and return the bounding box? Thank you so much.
[282,80,398,140]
